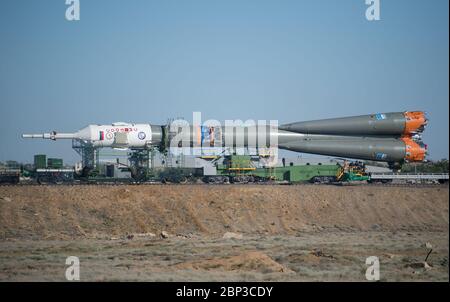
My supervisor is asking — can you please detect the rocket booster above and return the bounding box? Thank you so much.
[276,111,428,162]
[278,136,426,162]
[280,111,427,137]
[22,111,428,163]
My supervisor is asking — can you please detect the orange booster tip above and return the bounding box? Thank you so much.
[403,111,428,135]
[401,137,427,162]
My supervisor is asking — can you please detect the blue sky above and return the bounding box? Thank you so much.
[0,0,448,163]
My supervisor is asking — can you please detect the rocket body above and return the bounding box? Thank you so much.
[22,111,428,163]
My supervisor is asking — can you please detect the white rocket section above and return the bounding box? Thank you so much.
[22,123,154,149]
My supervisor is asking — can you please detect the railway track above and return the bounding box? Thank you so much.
[1,181,447,188]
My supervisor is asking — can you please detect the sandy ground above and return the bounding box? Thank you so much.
[0,184,448,281]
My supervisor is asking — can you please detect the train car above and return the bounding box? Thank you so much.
[255,164,342,183]
[205,155,342,184]
[0,168,21,184]
[35,169,74,184]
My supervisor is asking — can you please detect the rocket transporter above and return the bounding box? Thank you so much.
[22,111,428,166]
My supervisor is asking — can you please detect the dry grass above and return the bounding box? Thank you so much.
[0,185,448,281]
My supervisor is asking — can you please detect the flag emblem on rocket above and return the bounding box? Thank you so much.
[138,131,146,140]
[99,131,105,141]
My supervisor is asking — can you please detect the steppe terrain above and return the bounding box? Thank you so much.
[0,184,448,281]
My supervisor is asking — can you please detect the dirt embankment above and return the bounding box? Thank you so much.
[0,185,448,240]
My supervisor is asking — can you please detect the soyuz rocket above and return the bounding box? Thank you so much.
[22,111,428,164]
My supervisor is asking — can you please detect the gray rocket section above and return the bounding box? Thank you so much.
[276,130,407,162]
[279,112,407,136]
[278,138,406,162]
[165,123,408,162]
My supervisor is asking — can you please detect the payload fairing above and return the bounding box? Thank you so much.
[22,111,428,165]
